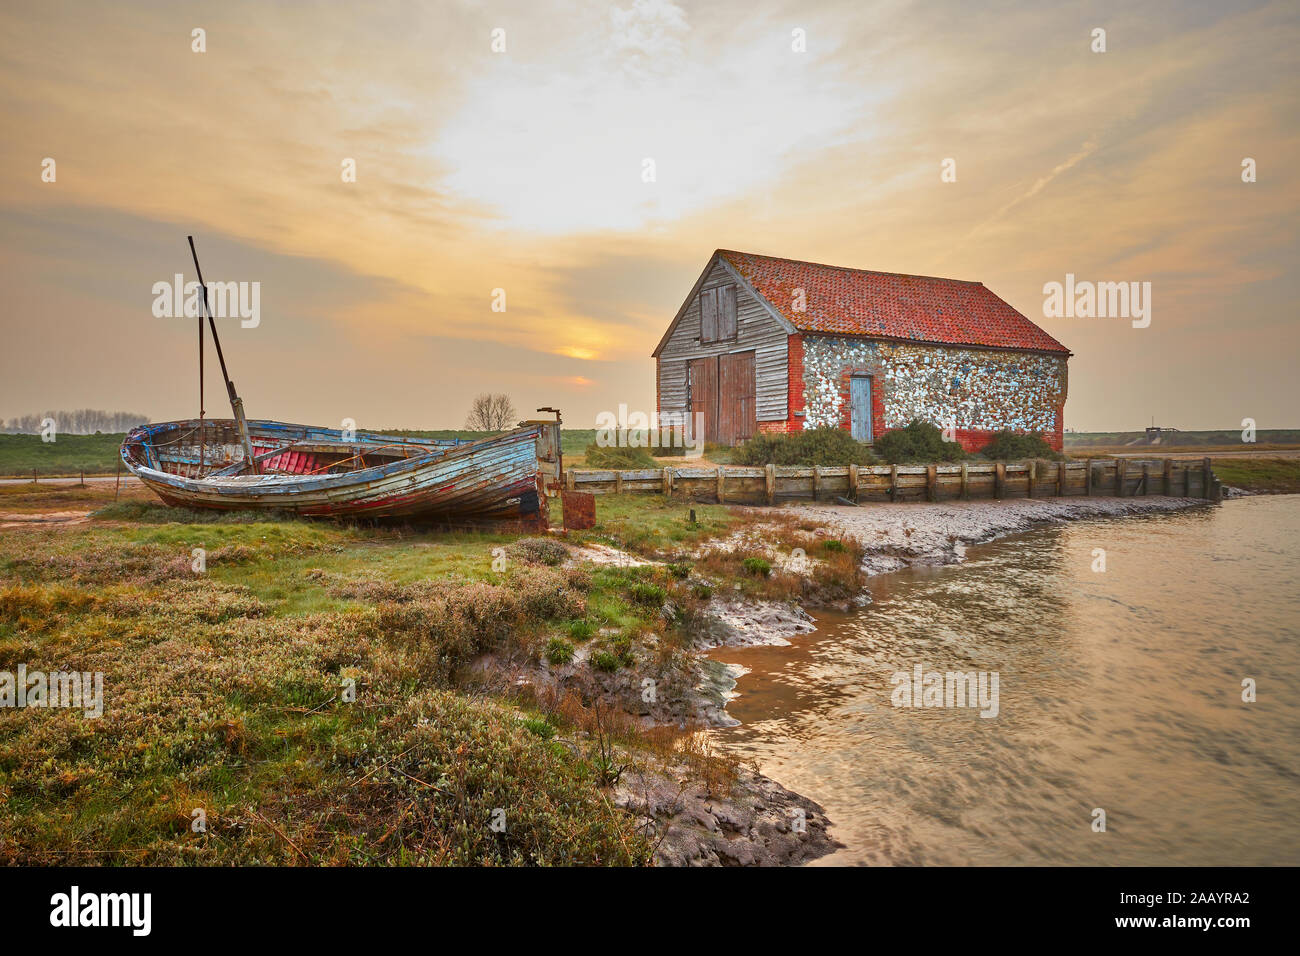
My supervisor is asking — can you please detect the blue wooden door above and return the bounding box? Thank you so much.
[850,375,872,441]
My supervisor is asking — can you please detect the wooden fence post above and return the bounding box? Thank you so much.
[1057,460,1065,496]
[848,463,859,502]
[716,466,725,504]
[1085,457,1093,496]
[1116,459,1126,497]
[960,461,969,500]
[1163,458,1172,496]
[1142,462,1151,496]
[926,464,937,502]
[614,471,624,494]
[1027,460,1037,498]
[1202,457,1212,500]
[994,463,1005,499]
[889,464,899,502]
[661,467,672,498]
[812,465,821,502]
[566,469,575,491]
[765,464,775,505]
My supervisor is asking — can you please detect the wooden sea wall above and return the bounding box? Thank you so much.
[561,458,1223,504]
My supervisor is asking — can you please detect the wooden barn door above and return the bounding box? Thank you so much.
[718,351,756,445]
[688,357,718,446]
[689,351,755,446]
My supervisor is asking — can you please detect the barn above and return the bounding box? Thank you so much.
[652,250,1071,452]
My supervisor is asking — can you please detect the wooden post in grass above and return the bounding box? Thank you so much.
[32,468,37,485]
[614,470,624,494]
[114,458,121,499]
[765,464,776,505]
[716,466,725,504]
[994,462,1005,499]
[1085,458,1093,496]
[662,467,673,498]
[889,464,899,502]
[1116,458,1126,497]
[926,464,937,502]
[566,469,575,491]
[960,461,969,500]
[848,463,859,501]
[812,464,820,502]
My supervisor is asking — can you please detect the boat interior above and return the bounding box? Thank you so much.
[123,419,470,480]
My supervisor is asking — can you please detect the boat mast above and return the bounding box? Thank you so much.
[187,236,257,474]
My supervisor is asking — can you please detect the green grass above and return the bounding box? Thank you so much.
[0,433,126,477]
[1209,457,1300,494]
[1066,429,1300,449]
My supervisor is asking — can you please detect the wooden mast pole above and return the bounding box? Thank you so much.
[188,236,257,474]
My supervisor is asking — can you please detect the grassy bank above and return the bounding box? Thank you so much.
[0,489,860,864]
[1209,457,1300,494]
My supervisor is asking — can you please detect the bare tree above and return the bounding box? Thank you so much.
[464,393,518,431]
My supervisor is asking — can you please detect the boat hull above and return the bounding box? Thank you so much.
[120,419,558,523]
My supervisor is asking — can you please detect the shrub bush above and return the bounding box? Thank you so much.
[629,581,667,606]
[977,429,1063,461]
[591,650,620,672]
[582,442,658,469]
[741,557,772,578]
[505,536,570,566]
[730,427,874,466]
[566,618,596,641]
[873,420,966,463]
[545,637,575,666]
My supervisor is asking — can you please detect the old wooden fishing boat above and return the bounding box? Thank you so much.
[121,238,561,523]
[121,418,559,521]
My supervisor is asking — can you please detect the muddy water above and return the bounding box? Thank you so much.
[710,496,1300,865]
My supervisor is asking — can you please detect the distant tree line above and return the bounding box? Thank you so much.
[1,409,149,434]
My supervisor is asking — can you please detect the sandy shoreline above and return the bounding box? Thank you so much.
[793,495,1211,574]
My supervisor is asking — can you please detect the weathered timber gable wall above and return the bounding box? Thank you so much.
[656,258,789,422]
[563,458,1221,504]
[801,336,1068,451]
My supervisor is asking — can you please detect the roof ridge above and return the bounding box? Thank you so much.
[716,249,984,286]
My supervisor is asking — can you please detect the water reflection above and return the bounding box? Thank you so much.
[710,497,1300,865]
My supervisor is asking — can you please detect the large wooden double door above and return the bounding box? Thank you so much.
[689,350,756,446]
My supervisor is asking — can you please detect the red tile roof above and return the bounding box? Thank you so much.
[717,250,1069,355]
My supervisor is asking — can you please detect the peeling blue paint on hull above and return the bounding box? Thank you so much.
[120,419,551,522]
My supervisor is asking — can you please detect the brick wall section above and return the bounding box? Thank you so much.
[801,335,1067,452]
[758,333,806,434]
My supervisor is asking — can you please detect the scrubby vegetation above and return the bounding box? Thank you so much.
[977,429,1062,461]
[730,427,874,466]
[581,442,659,469]
[872,420,966,463]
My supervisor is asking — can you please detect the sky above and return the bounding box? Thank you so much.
[1,0,1296,432]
